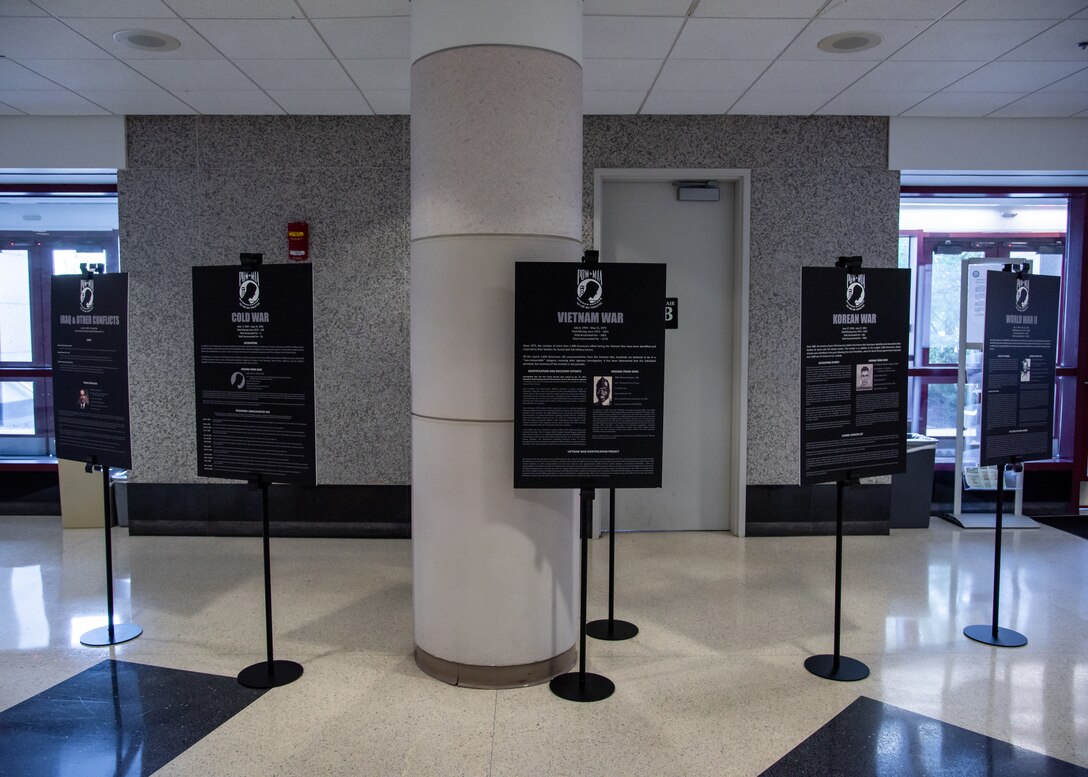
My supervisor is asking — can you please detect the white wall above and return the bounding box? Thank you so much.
[0,117,126,170]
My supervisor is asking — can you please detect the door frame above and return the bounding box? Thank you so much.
[593,168,752,537]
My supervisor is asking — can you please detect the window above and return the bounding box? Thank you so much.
[0,229,120,457]
[899,196,1077,467]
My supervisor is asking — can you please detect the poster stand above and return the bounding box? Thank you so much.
[237,474,305,688]
[586,488,638,641]
[80,457,142,647]
[964,458,1028,648]
[804,471,870,682]
[550,487,615,702]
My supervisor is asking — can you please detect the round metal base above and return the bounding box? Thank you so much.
[237,660,304,689]
[549,671,615,702]
[80,623,142,647]
[804,654,869,682]
[586,619,639,641]
[964,624,1027,648]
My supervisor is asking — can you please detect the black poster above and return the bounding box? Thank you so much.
[51,273,132,469]
[193,263,316,485]
[979,271,1060,466]
[800,267,910,485]
[514,262,666,489]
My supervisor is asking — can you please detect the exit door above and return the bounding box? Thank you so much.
[599,179,735,531]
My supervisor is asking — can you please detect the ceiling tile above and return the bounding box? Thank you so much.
[850,60,986,92]
[296,0,408,16]
[694,0,825,18]
[0,59,66,89]
[817,90,933,115]
[19,59,159,90]
[947,0,1088,20]
[79,89,197,113]
[642,89,739,113]
[266,89,372,114]
[1042,66,1088,91]
[816,0,960,20]
[363,88,408,114]
[0,18,112,58]
[672,18,808,60]
[0,90,111,114]
[655,59,768,91]
[583,58,662,91]
[310,16,409,59]
[990,91,1088,116]
[127,58,255,90]
[780,19,931,61]
[175,89,284,113]
[234,59,352,90]
[64,18,224,59]
[892,20,1054,61]
[340,58,409,90]
[944,61,1087,92]
[750,59,876,92]
[583,90,646,114]
[34,0,176,17]
[583,0,692,15]
[165,0,304,19]
[0,101,26,114]
[1000,19,1088,60]
[901,91,1021,116]
[187,19,332,58]
[0,0,48,16]
[728,90,837,114]
[584,16,684,59]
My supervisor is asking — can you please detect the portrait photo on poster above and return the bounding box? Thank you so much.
[1021,358,1031,382]
[855,363,873,391]
[78,388,90,409]
[592,375,613,406]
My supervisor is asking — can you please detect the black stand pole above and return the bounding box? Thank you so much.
[550,487,615,702]
[804,474,869,681]
[964,459,1028,648]
[238,476,304,688]
[587,488,638,641]
[81,460,142,647]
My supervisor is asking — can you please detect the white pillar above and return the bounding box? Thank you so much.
[410,0,584,687]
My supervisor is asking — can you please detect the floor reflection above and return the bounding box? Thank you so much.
[760,696,1088,777]
[0,660,265,777]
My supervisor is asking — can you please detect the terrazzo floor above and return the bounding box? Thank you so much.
[1,514,1086,776]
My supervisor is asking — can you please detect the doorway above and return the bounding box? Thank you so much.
[595,170,749,534]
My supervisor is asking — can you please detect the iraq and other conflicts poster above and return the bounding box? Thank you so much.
[51,273,132,469]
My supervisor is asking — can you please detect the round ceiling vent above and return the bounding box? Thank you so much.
[817,31,882,54]
[112,29,181,51]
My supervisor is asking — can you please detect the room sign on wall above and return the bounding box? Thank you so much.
[513,261,666,489]
[799,265,910,485]
[192,261,316,485]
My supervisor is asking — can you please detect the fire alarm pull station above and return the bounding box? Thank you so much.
[288,222,309,261]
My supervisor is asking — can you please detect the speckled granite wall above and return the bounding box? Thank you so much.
[120,114,895,493]
[120,116,410,485]
[583,115,900,486]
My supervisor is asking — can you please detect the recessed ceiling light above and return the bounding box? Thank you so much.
[817,31,882,54]
[112,29,181,52]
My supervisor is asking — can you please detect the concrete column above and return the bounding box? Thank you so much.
[410,0,583,687]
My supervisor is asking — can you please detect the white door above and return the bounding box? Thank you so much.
[600,180,735,531]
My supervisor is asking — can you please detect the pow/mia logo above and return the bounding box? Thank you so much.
[79,279,94,313]
[238,271,261,309]
[846,273,865,311]
[1015,278,1029,312]
[576,268,603,310]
